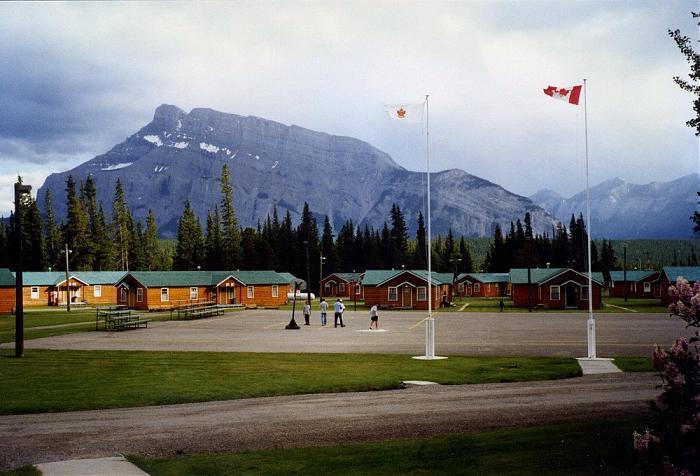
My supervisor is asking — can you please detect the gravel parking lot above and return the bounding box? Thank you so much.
[7,309,691,357]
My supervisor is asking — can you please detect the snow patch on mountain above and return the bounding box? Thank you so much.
[171,142,188,149]
[101,162,133,171]
[143,135,163,147]
[200,142,220,153]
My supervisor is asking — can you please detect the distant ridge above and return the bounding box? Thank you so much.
[530,174,699,239]
[38,104,557,238]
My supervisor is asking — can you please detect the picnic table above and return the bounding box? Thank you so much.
[95,306,151,331]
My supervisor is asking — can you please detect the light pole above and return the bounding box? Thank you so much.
[623,243,627,303]
[14,182,31,358]
[450,255,461,301]
[64,244,73,312]
[319,254,326,300]
[303,240,311,306]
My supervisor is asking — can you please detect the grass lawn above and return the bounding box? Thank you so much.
[602,297,667,313]
[0,307,243,343]
[443,296,668,314]
[613,356,654,372]
[0,350,580,414]
[128,417,646,475]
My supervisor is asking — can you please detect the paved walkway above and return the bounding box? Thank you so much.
[36,457,148,476]
[0,373,658,470]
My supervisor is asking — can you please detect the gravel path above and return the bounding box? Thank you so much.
[0,372,658,470]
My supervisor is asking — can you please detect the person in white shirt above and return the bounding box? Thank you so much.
[303,302,311,326]
[333,298,345,327]
[319,298,328,326]
[369,304,379,330]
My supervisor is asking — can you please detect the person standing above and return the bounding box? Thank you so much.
[369,304,379,330]
[303,301,311,326]
[319,298,328,326]
[334,298,346,327]
[499,299,505,313]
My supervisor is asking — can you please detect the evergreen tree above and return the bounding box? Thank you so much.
[80,175,99,268]
[174,200,204,270]
[130,221,146,270]
[240,227,259,270]
[458,236,473,273]
[143,209,161,271]
[92,204,114,271]
[296,202,320,293]
[0,220,7,268]
[111,179,133,271]
[337,220,355,271]
[380,222,392,268]
[64,175,92,270]
[204,208,223,270]
[25,197,47,270]
[44,189,62,270]
[390,203,409,268]
[277,210,296,273]
[219,164,241,269]
[320,216,339,276]
[442,228,456,273]
[413,211,427,269]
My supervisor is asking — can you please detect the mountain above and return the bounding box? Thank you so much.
[38,104,556,238]
[530,174,699,239]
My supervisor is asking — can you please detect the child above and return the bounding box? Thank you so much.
[369,304,379,330]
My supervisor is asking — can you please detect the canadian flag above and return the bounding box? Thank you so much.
[543,85,582,105]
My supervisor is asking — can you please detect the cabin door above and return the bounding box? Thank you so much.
[401,286,412,307]
[565,286,577,309]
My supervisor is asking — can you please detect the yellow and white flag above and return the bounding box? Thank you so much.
[384,103,424,123]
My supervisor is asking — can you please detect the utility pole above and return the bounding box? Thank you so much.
[319,254,326,301]
[14,182,31,358]
[623,244,628,303]
[65,244,72,312]
[303,240,311,306]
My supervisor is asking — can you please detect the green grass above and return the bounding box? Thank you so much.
[613,356,654,372]
[0,466,41,476]
[603,297,667,313]
[0,350,581,414]
[128,417,646,475]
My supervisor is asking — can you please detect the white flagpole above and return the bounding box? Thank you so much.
[583,78,596,359]
[414,94,446,361]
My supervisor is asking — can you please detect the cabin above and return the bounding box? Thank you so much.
[0,268,15,314]
[607,270,661,299]
[116,270,289,310]
[320,272,362,299]
[361,269,450,310]
[659,266,700,305]
[509,268,603,310]
[277,272,300,295]
[21,271,126,307]
[455,273,510,298]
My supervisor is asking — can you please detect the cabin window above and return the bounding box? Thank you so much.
[581,286,589,300]
[474,283,481,293]
[161,288,169,302]
[325,282,330,292]
[136,288,143,302]
[417,287,427,301]
[458,282,464,293]
[339,282,346,293]
[30,287,39,299]
[121,288,128,302]
[388,287,398,301]
[355,284,361,295]
[550,285,560,300]
[644,282,651,293]
[272,285,279,298]
[189,287,198,300]
[632,282,637,292]
[93,285,102,298]
[247,286,254,298]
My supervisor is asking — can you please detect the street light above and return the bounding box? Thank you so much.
[14,182,31,358]
[64,244,73,312]
[303,240,311,307]
[319,254,326,300]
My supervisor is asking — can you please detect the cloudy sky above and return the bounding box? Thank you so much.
[0,0,697,216]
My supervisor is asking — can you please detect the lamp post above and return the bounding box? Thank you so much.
[285,280,301,330]
[64,244,73,312]
[623,243,628,303]
[303,240,311,306]
[14,182,31,358]
[319,254,326,300]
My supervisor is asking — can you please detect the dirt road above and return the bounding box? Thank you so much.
[0,373,658,470]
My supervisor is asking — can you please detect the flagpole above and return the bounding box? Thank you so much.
[414,94,445,361]
[583,78,596,359]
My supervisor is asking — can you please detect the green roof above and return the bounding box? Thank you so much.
[361,269,449,286]
[20,271,126,286]
[121,270,289,287]
[276,272,297,282]
[609,270,658,282]
[663,266,700,283]
[0,268,15,286]
[458,273,509,284]
[324,272,362,283]
[509,268,603,285]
